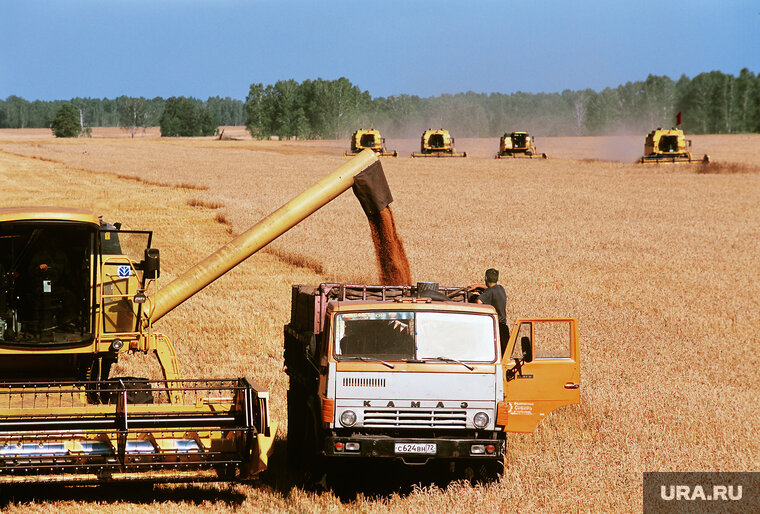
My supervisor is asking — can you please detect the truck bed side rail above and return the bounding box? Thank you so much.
[289,283,481,334]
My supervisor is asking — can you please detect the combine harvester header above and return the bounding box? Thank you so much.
[0,149,393,484]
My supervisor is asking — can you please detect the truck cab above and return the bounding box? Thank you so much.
[284,283,580,480]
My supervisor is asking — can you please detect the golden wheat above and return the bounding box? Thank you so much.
[0,132,758,512]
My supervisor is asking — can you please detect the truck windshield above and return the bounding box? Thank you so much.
[416,312,496,362]
[334,311,496,363]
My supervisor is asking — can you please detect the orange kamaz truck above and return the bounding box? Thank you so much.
[284,282,580,483]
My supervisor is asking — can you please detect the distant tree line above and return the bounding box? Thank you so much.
[0,95,244,132]
[245,77,372,139]
[2,69,758,137]
[243,69,759,138]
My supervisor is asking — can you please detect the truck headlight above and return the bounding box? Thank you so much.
[339,410,357,427]
[473,411,489,429]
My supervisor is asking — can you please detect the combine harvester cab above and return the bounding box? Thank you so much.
[495,132,547,159]
[639,128,709,164]
[411,129,467,158]
[0,149,391,484]
[344,129,397,157]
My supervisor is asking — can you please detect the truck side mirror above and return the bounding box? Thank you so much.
[520,336,533,363]
[143,248,160,279]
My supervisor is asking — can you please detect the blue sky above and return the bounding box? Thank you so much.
[1,0,757,101]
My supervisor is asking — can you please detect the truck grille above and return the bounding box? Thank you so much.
[363,409,467,428]
[342,377,386,388]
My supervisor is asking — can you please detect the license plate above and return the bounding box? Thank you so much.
[394,443,436,454]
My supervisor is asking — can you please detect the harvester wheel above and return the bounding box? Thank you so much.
[215,463,239,481]
[102,377,154,404]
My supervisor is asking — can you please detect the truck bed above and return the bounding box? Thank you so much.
[289,283,480,334]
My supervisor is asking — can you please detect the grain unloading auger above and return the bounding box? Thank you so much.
[0,149,391,484]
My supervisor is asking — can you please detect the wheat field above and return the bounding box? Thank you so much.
[0,131,758,512]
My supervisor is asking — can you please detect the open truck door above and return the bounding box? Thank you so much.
[501,318,580,433]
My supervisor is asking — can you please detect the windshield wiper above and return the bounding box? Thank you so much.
[340,356,395,369]
[426,356,474,371]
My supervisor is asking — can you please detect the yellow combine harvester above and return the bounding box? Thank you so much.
[411,128,467,158]
[344,129,397,157]
[639,128,709,164]
[495,131,546,159]
[0,150,389,484]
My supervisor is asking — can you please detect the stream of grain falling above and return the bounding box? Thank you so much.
[366,206,412,285]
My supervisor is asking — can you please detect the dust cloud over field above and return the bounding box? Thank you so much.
[0,132,758,512]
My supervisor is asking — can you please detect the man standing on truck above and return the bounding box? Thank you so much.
[476,268,509,355]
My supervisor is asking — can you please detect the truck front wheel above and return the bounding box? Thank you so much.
[301,407,327,489]
[463,458,504,484]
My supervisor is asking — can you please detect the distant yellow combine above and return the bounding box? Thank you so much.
[344,129,397,157]
[495,131,547,159]
[639,128,709,164]
[411,129,467,158]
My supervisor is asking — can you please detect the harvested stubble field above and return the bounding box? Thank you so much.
[0,131,758,512]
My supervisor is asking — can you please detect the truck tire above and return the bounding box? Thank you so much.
[286,388,306,468]
[467,458,504,484]
[302,411,328,489]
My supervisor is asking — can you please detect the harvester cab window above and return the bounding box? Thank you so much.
[513,134,527,148]
[428,134,445,148]
[0,222,93,345]
[99,230,152,334]
[658,135,679,153]
[100,224,122,254]
[360,133,376,148]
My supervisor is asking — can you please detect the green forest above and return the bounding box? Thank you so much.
[1,69,757,138]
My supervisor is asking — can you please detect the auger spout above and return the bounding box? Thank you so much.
[149,149,390,324]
